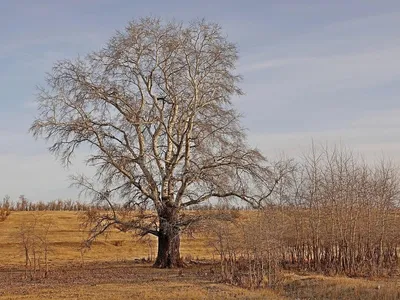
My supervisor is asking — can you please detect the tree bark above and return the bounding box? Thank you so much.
[153,206,184,268]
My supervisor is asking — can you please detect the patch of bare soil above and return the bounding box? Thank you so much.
[0,261,213,296]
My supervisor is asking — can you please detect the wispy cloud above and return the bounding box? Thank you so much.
[244,45,400,92]
[249,109,400,163]
[235,9,400,138]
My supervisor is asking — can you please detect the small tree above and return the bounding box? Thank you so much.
[30,17,291,268]
[19,215,52,279]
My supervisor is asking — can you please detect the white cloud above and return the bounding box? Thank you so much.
[239,10,400,101]
[243,45,400,92]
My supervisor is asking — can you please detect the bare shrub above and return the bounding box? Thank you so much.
[206,211,283,289]
[137,235,156,262]
[0,208,10,221]
[18,215,53,279]
[278,144,400,277]
[0,195,11,221]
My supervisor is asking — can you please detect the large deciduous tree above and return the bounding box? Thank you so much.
[30,17,290,268]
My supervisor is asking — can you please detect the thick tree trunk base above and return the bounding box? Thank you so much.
[153,208,184,268]
[153,232,184,268]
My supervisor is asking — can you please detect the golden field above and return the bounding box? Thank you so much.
[0,211,214,267]
[0,211,399,299]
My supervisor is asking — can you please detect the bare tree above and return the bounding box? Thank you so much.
[30,17,290,268]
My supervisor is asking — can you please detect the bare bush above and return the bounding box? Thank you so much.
[0,208,10,222]
[138,235,156,262]
[18,215,53,279]
[0,195,11,221]
[278,144,400,277]
[206,211,283,289]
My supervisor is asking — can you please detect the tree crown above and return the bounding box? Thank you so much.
[31,17,288,216]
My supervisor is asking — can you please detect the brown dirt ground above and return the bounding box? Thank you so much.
[0,261,283,299]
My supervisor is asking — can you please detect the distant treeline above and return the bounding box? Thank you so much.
[0,195,247,212]
[1,195,104,212]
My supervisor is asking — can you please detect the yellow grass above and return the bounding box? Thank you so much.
[281,272,400,299]
[0,211,214,267]
[23,285,278,300]
[0,283,283,300]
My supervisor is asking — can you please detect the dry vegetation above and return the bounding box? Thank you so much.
[0,211,214,267]
[278,146,400,277]
[0,211,284,299]
[0,261,283,300]
[281,273,400,300]
[0,210,399,299]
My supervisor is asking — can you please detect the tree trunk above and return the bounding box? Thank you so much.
[153,206,184,268]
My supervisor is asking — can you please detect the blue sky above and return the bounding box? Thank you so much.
[1,0,400,201]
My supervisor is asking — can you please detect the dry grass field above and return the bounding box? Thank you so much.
[0,211,399,299]
[0,211,216,266]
